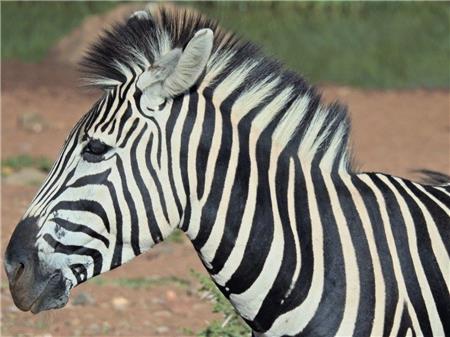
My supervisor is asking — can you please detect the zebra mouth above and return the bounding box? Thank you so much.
[28,271,71,314]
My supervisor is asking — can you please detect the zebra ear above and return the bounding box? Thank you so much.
[162,28,214,97]
[137,29,213,98]
[136,49,182,94]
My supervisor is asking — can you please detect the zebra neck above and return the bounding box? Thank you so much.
[171,89,358,330]
[180,146,354,331]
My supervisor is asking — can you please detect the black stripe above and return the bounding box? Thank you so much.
[334,174,375,337]
[93,91,114,133]
[43,234,103,276]
[70,264,88,284]
[144,133,170,226]
[131,126,164,244]
[33,121,84,206]
[192,88,236,250]
[397,306,417,337]
[165,97,183,218]
[352,174,399,337]
[116,157,140,256]
[208,96,270,275]
[397,179,450,332]
[106,179,123,269]
[66,169,111,189]
[196,87,215,199]
[180,92,198,199]
[223,102,283,297]
[119,68,136,100]
[115,102,133,142]
[148,116,163,168]
[300,166,345,336]
[252,151,295,331]
[370,174,433,336]
[278,157,314,313]
[108,118,117,135]
[50,199,110,233]
[41,167,77,216]
[406,182,450,257]
[53,217,109,248]
[422,184,450,211]
[118,118,139,148]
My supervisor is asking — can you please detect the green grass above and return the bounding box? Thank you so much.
[192,270,251,337]
[1,1,116,62]
[87,275,190,289]
[192,2,450,89]
[165,228,185,243]
[2,1,449,88]
[1,154,52,175]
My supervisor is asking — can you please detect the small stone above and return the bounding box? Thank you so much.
[87,323,101,334]
[111,296,129,310]
[165,290,177,301]
[154,310,172,318]
[7,305,19,312]
[71,292,95,306]
[155,326,169,334]
[19,112,46,133]
[71,318,81,325]
[151,297,166,305]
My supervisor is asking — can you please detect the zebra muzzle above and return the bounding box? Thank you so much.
[4,217,70,313]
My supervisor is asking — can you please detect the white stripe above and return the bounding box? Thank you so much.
[186,94,206,238]
[197,65,269,261]
[210,85,288,281]
[359,174,423,336]
[395,178,450,292]
[413,182,450,216]
[322,171,360,336]
[389,299,405,336]
[379,174,444,336]
[228,124,285,320]
[266,167,324,336]
[170,95,189,214]
[342,174,385,336]
[284,158,301,300]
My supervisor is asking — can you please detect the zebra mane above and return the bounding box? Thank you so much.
[81,5,353,172]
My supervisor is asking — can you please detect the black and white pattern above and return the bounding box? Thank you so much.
[5,6,449,336]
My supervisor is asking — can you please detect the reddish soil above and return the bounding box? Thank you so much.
[1,59,449,337]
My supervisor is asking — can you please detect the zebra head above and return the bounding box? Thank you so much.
[4,14,214,314]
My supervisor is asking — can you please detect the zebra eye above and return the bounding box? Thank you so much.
[83,139,111,157]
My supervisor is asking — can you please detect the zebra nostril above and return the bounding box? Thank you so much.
[12,262,25,286]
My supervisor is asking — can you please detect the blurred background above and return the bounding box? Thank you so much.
[1,2,449,337]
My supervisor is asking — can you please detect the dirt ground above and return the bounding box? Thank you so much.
[1,48,449,337]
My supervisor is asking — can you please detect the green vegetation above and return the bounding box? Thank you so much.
[193,2,450,89]
[192,270,251,337]
[166,228,185,243]
[1,1,116,61]
[2,1,448,88]
[1,154,52,175]
[87,275,190,289]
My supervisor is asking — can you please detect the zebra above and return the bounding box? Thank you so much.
[4,6,449,337]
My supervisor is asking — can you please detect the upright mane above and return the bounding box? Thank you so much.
[81,5,353,172]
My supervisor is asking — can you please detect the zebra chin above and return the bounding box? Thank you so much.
[4,217,73,314]
[22,271,71,314]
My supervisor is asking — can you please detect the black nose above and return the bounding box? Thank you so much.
[4,217,39,287]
